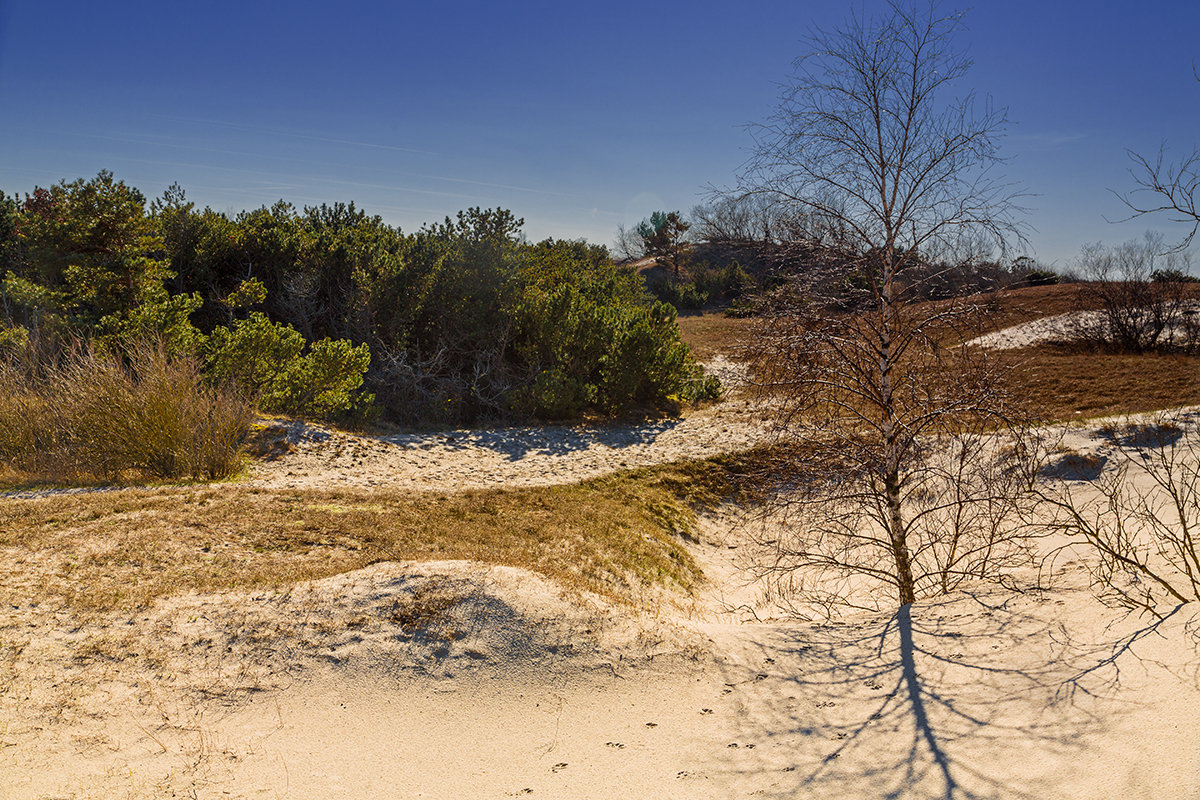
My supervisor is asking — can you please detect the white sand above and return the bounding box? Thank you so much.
[969,305,1200,350]
[968,310,1094,349]
[5,554,1196,799]
[3,399,1200,798]
[245,398,769,493]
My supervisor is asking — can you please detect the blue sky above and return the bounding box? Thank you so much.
[1,0,1198,267]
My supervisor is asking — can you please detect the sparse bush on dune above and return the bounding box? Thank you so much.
[1071,233,1197,353]
[1039,413,1200,614]
[0,340,253,484]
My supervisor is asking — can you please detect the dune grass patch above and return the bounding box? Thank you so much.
[0,342,252,487]
[0,457,750,615]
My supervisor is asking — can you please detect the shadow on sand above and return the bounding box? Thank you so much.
[384,418,684,461]
[710,587,1195,799]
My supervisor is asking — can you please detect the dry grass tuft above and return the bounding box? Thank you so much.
[0,341,253,487]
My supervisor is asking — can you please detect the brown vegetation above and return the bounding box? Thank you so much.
[0,342,252,486]
[1003,346,1200,420]
[680,284,1200,423]
[0,458,748,616]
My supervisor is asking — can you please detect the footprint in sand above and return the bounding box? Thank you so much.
[605,741,625,749]
[644,722,658,728]
[700,708,713,715]
[551,763,568,773]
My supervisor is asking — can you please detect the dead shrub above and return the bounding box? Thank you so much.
[0,340,253,484]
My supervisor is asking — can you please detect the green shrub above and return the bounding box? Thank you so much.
[0,324,30,357]
[647,261,755,311]
[265,337,375,420]
[511,288,719,418]
[205,312,374,421]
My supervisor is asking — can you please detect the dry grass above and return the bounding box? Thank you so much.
[1002,346,1200,420]
[0,459,743,615]
[677,312,753,362]
[0,342,252,486]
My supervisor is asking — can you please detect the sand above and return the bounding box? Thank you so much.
[6,553,1196,799]
[969,305,1200,350]
[2,357,1200,799]
[244,397,768,494]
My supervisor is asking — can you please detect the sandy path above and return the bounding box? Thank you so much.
[247,398,768,493]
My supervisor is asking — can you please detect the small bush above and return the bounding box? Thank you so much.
[265,337,375,420]
[0,341,253,484]
[648,261,756,311]
[205,312,374,421]
[510,287,718,418]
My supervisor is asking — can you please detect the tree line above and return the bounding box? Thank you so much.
[0,173,718,425]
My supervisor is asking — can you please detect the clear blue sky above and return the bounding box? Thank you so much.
[1,0,1197,268]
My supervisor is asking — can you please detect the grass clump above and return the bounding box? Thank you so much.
[0,340,252,486]
[0,456,752,614]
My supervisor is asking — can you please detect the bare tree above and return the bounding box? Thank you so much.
[1122,146,1200,251]
[1118,70,1200,252]
[1037,413,1200,615]
[738,1,1028,608]
[612,223,645,263]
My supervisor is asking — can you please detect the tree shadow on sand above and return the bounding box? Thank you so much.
[384,418,683,461]
[710,586,1196,799]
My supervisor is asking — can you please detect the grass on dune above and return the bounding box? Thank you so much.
[1002,346,1200,420]
[0,458,747,616]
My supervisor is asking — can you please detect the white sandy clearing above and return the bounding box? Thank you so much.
[969,304,1200,350]
[968,310,1103,350]
[246,398,769,493]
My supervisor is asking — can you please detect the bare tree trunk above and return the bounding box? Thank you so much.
[887,465,917,605]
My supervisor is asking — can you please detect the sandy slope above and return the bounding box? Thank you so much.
[5,553,1197,799]
[3,362,1200,798]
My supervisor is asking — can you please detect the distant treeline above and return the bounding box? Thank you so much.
[0,171,717,424]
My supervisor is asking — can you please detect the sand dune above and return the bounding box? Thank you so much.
[3,361,1200,798]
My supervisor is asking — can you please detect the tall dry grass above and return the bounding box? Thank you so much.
[0,340,252,485]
